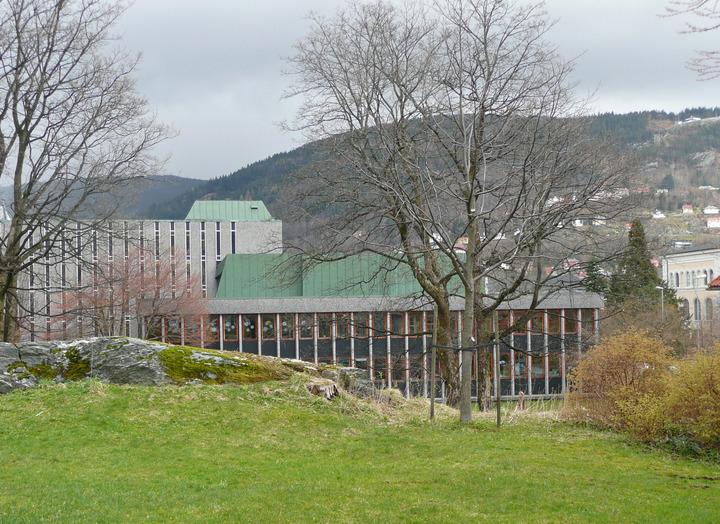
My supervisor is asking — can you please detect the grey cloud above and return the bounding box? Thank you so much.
[116,0,720,180]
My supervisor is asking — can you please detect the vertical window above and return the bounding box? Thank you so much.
[243,315,257,339]
[281,314,295,339]
[170,222,175,258]
[231,221,237,254]
[336,313,350,339]
[201,260,207,297]
[108,222,113,261]
[318,314,332,339]
[299,314,313,339]
[76,223,82,286]
[530,310,544,334]
[123,221,129,259]
[200,222,206,261]
[547,310,561,334]
[262,314,276,339]
[706,298,714,320]
[513,311,528,334]
[564,309,578,334]
[224,316,237,340]
[215,222,221,262]
[185,221,191,260]
[407,312,423,335]
[354,313,369,338]
[498,311,511,332]
[390,312,404,336]
[675,273,680,288]
[373,313,388,336]
[154,221,160,261]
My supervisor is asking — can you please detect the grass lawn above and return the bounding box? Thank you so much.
[1,379,719,523]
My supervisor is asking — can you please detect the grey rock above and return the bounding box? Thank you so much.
[0,372,37,394]
[16,341,62,370]
[0,342,19,373]
[320,368,339,382]
[72,337,170,386]
[337,367,375,399]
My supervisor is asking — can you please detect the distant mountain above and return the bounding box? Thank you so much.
[147,143,321,220]
[137,107,720,221]
[0,175,205,219]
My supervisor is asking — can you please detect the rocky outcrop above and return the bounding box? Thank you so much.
[0,337,375,398]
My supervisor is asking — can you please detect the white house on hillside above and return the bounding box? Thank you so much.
[704,205,720,215]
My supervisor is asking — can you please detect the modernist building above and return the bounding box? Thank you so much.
[16,200,603,399]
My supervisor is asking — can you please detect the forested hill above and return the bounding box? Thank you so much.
[140,107,720,220]
[144,143,321,219]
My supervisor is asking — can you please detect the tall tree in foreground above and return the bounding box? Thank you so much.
[287,0,628,420]
[0,0,167,340]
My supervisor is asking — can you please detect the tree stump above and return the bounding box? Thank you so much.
[306,380,339,400]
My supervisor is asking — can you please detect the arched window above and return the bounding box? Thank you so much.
[686,272,691,287]
[675,272,680,288]
[692,270,696,287]
[706,298,714,320]
[694,297,701,321]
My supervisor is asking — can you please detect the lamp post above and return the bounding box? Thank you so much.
[655,285,665,322]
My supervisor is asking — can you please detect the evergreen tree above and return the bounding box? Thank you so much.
[659,174,675,190]
[608,219,672,306]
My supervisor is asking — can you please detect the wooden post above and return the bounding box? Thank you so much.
[430,306,438,421]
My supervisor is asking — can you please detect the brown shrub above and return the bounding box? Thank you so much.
[665,351,720,449]
[564,331,673,429]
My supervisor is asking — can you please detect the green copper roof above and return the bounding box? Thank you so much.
[185,200,274,221]
[215,253,428,299]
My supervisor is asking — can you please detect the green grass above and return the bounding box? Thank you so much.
[1,380,719,523]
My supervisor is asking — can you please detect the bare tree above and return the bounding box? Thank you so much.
[55,247,206,343]
[665,0,720,78]
[287,0,628,420]
[0,0,167,341]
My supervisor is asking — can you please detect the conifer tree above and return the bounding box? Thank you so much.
[608,219,672,306]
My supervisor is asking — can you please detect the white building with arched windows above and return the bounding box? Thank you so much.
[662,248,720,330]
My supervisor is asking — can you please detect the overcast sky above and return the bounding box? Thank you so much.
[116,0,720,180]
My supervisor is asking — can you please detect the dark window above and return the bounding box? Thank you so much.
[243,315,257,340]
[215,222,221,261]
[354,313,369,338]
[299,314,313,339]
[154,221,160,260]
[170,222,175,257]
[547,310,561,334]
[200,222,206,259]
[262,314,275,339]
[513,311,528,334]
[185,221,191,259]
[318,314,332,339]
[498,311,511,332]
[281,314,295,339]
[564,309,578,334]
[530,310,544,334]
[373,313,388,336]
[407,312,423,335]
[336,314,350,339]
[224,316,237,340]
[231,222,237,254]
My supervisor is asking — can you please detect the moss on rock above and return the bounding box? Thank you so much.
[158,346,294,385]
[63,347,90,380]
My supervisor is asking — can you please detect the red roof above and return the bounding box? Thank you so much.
[708,275,720,289]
